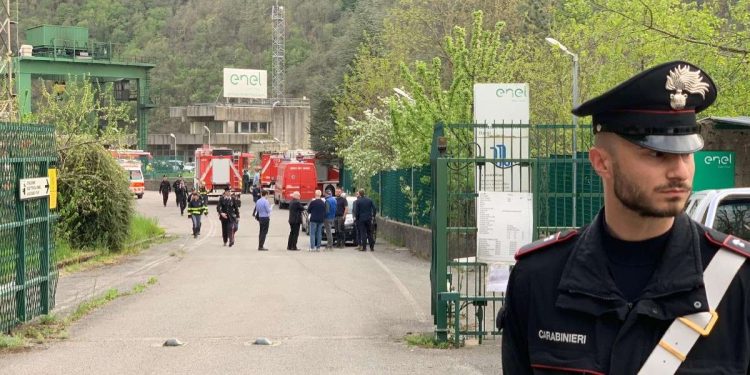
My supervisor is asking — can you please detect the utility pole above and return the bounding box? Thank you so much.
[271,1,285,99]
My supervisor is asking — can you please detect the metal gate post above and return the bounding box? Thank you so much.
[434,158,449,341]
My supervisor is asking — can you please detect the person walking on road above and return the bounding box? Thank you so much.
[287,191,304,250]
[334,189,348,248]
[323,190,337,249]
[307,190,326,251]
[172,176,185,207]
[175,180,188,216]
[242,168,251,194]
[500,61,750,374]
[232,192,242,237]
[158,175,171,207]
[217,189,239,247]
[186,191,208,238]
[353,189,376,251]
[255,190,272,250]
[198,180,209,206]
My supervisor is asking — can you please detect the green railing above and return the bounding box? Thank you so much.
[430,123,603,347]
[0,123,58,332]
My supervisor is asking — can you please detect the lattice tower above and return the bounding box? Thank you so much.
[271,1,285,99]
[0,0,16,122]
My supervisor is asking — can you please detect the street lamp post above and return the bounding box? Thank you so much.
[169,133,177,161]
[203,125,211,149]
[545,37,580,227]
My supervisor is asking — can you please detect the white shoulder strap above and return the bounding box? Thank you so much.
[638,247,746,374]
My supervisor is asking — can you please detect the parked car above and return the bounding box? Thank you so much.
[183,162,195,172]
[686,188,750,239]
[301,196,377,245]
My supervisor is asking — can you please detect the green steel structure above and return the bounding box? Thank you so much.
[430,123,602,346]
[0,123,58,332]
[15,26,155,149]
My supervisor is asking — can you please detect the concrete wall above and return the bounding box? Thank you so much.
[272,106,310,150]
[155,104,310,154]
[377,217,432,260]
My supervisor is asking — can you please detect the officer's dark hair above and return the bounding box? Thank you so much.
[358,189,365,197]
[261,190,268,197]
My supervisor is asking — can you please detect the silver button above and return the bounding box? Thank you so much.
[694,301,702,309]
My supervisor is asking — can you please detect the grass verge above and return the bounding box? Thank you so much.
[0,279,158,352]
[404,332,453,349]
[56,214,166,273]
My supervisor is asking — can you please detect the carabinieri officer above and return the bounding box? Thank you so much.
[500,61,750,374]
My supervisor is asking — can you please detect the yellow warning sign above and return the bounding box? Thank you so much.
[48,168,58,209]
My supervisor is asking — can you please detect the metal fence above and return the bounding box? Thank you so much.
[143,155,195,180]
[0,123,58,332]
[431,123,603,346]
[370,165,432,227]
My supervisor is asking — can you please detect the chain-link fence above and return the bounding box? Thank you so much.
[143,155,194,180]
[0,123,58,332]
[370,166,432,227]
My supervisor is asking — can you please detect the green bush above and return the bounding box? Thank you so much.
[57,143,133,251]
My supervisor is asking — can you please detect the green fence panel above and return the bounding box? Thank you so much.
[143,155,194,180]
[428,123,602,347]
[0,123,58,332]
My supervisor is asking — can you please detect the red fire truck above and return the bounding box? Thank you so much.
[274,161,317,208]
[259,152,285,193]
[194,147,254,200]
[261,150,340,199]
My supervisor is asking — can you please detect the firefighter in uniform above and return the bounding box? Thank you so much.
[186,191,208,238]
[198,180,209,206]
[500,61,750,374]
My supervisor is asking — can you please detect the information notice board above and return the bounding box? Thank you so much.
[476,191,533,264]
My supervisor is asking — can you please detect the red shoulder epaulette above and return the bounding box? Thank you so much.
[705,228,750,257]
[515,229,579,260]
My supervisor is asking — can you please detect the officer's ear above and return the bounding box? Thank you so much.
[590,133,615,180]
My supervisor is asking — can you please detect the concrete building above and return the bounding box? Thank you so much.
[149,98,310,161]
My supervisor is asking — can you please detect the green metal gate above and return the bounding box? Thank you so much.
[430,123,602,346]
[0,123,58,332]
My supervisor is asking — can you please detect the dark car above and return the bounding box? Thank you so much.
[301,196,376,246]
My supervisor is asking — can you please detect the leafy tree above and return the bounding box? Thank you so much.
[389,11,514,166]
[337,109,400,188]
[29,79,135,251]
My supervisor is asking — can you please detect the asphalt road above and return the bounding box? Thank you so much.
[0,193,501,374]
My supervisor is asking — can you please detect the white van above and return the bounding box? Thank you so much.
[686,188,750,239]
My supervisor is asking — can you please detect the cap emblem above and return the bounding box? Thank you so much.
[666,65,710,110]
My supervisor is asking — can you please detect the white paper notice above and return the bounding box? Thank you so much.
[487,264,511,293]
[476,191,533,264]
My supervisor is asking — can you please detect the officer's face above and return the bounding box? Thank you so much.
[594,135,694,218]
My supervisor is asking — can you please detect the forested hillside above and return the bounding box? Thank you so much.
[19,0,394,132]
[18,0,750,167]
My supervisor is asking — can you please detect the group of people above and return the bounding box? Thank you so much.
[287,188,376,252]
[159,175,208,215]
[159,175,377,252]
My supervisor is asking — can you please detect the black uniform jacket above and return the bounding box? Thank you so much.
[288,199,304,225]
[352,197,376,222]
[216,196,239,220]
[501,211,750,374]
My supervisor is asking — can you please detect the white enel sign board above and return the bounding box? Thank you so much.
[223,68,268,98]
[474,83,530,192]
[476,191,533,264]
[19,177,50,200]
